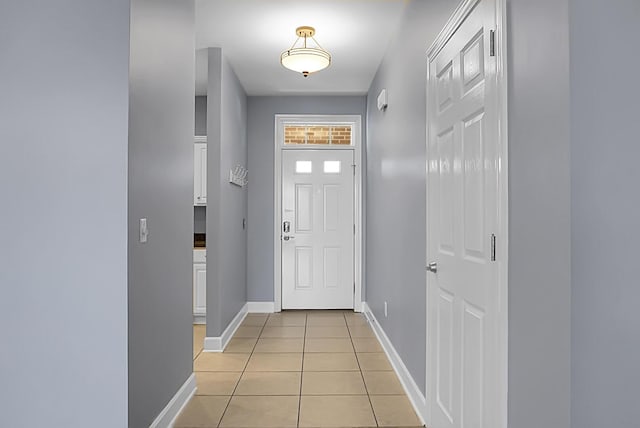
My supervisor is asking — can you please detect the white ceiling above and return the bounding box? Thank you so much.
[195,0,408,96]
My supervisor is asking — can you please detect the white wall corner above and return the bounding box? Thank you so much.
[362,302,428,426]
[203,303,248,352]
[247,301,275,313]
[149,373,196,428]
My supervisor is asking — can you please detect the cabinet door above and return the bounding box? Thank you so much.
[193,263,206,315]
[194,143,207,205]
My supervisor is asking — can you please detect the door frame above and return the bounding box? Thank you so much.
[274,114,363,312]
[424,0,508,426]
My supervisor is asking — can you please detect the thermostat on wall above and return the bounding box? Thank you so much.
[377,89,388,111]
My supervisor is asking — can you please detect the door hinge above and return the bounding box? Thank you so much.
[352,164,356,176]
[353,224,356,234]
[489,30,496,57]
[490,233,497,261]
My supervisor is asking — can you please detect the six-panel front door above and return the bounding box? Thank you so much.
[426,0,501,427]
[281,149,354,309]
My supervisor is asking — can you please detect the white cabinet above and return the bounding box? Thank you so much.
[193,249,206,318]
[194,142,207,206]
[193,263,206,316]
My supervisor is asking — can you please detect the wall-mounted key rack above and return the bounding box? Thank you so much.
[229,164,248,187]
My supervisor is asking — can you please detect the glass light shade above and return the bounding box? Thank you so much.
[281,48,331,75]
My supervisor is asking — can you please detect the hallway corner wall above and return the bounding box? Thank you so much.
[364,0,458,396]
[507,0,572,427]
[570,0,640,426]
[128,0,195,426]
[206,48,249,336]
[246,96,367,302]
[0,1,130,427]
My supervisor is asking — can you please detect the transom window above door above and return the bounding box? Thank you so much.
[284,124,353,146]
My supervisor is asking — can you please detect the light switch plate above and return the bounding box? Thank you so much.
[139,218,148,243]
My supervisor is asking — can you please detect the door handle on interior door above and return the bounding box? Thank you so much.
[426,262,438,273]
[283,236,295,241]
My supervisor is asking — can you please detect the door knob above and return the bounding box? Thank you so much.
[283,236,295,241]
[426,262,437,273]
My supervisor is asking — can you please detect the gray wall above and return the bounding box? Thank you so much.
[0,1,130,426]
[507,0,572,427]
[206,48,249,335]
[246,96,367,301]
[366,0,573,424]
[195,95,207,136]
[128,0,195,426]
[365,0,458,395]
[570,1,640,427]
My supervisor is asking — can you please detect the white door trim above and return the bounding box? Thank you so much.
[424,0,508,427]
[274,114,363,312]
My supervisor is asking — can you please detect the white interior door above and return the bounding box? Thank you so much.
[427,0,501,427]
[281,149,354,309]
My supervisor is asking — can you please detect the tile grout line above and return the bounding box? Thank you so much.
[193,346,204,361]
[346,312,380,428]
[193,325,205,361]
[297,312,307,428]
[216,314,268,428]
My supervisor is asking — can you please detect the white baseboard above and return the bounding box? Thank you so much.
[247,301,275,313]
[193,314,206,325]
[363,302,428,426]
[203,303,248,352]
[149,372,196,428]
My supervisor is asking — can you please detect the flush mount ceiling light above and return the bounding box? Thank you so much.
[280,26,331,77]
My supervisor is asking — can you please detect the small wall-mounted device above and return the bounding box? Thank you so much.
[139,218,148,243]
[377,89,388,111]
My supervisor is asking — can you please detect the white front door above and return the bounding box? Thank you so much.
[426,0,501,427]
[281,149,354,309]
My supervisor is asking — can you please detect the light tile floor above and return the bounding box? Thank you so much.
[181,310,423,428]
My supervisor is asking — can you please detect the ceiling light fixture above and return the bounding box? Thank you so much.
[280,26,331,77]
